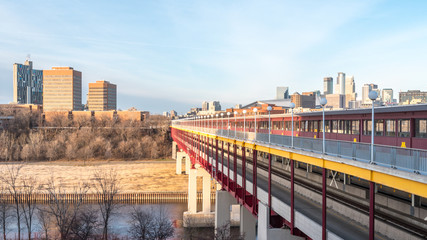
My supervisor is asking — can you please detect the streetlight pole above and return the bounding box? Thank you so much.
[227,112,231,137]
[243,110,247,139]
[221,113,224,136]
[253,108,258,141]
[320,98,327,154]
[369,91,378,164]
[215,114,219,135]
[267,106,272,144]
[211,115,214,133]
[290,103,295,148]
[234,111,238,138]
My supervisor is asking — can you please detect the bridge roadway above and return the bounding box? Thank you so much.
[209,152,373,240]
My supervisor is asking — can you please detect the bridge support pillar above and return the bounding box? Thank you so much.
[258,201,304,240]
[185,154,191,175]
[188,168,197,214]
[257,202,269,240]
[202,170,211,214]
[172,141,177,159]
[215,190,236,237]
[176,151,183,175]
[240,204,256,240]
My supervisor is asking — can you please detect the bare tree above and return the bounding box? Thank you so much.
[214,221,244,240]
[128,207,174,240]
[45,177,90,240]
[128,207,154,240]
[0,185,12,240]
[93,168,120,240]
[70,206,99,240]
[152,207,174,240]
[20,176,39,240]
[36,206,52,240]
[0,164,24,240]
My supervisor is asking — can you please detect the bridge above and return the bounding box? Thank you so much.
[170,114,427,240]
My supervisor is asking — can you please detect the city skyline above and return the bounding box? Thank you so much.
[1,1,427,114]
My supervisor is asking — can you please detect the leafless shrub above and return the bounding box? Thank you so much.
[20,176,40,240]
[44,177,90,240]
[69,206,99,240]
[36,206,52,240]
[214,221,244,240]
[128,207,174,240]
[93,168,120,240]
[0,185,12,240]
[0,164,24,240]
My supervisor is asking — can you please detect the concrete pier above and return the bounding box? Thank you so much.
[240,205,256,240]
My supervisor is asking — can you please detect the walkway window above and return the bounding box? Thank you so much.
[325,120,331,133]
[375,120,384,136]
[285,121,291,131]
[352,120,360,135]
[415,119,427,138]
[363,120,371,135]
[331,120,338,133]
[398,119,410,137]
[337,120,344,134]
[302,121,308,132]
[273,121,283,130]
[385,120,396,137]
[311,121,318,133]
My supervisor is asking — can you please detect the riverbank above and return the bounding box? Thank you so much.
[0,159,208,193]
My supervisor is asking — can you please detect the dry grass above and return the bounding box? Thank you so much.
[0,159,211,193]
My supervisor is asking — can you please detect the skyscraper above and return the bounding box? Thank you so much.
[276,87,290,99]
[13,60,43,104]
[209,101,221,112]
[335,72,346,95]
[87,80,117,111]
[323,77,333,95]
[202,101,209,111]
[43,67,82,111]
[345,76,355,95]
[362,83,379,104]
[382,88,393,103]
[344,76,356,108]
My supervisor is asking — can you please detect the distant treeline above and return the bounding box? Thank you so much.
[0,108,171,161]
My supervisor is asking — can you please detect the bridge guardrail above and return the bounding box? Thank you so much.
[172,122,427,175]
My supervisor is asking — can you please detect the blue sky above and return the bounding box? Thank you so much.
[1,0,427,114]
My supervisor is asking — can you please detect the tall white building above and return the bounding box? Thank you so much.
[202,101,209,111]
[345,76,355,95]
[335,72,346,95]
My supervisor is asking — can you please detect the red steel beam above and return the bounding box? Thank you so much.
[227,142,230,188]
[291,159,295,234]
[370,181,375,240]
[268,153,272,209]
[216,138,219,181]
[322,167,327,240]
[253,149,257,214]
[221,141,224,183]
